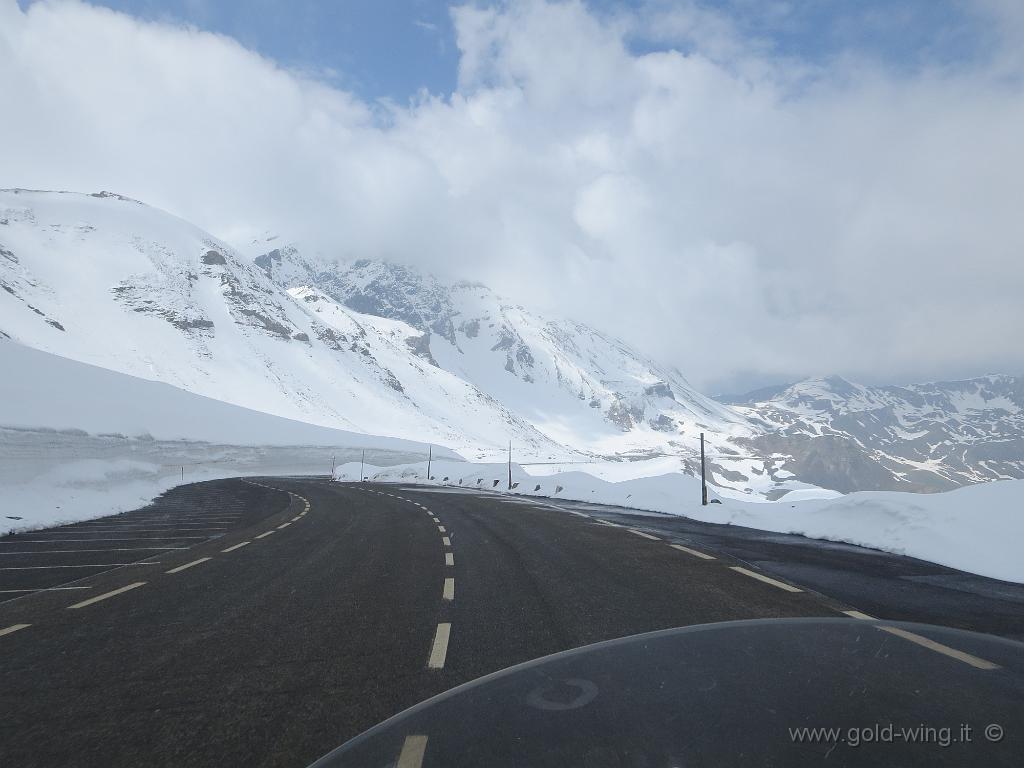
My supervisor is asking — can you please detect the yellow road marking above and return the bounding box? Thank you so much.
[443,578,455,601]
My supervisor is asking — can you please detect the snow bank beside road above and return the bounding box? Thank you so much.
[688,481,1024,584]
[337,460,1024,584]
[0,429,436,535]
[0,343,455,533]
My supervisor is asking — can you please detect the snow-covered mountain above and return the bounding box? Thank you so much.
[728,375,1024,493]
[2,188,1020,498]
[0,189,560,457]
[1,189,752,471]
[254,248,751,457]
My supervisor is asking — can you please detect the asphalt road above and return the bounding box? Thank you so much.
[501,494,1024,641]
[1,479,1021,767]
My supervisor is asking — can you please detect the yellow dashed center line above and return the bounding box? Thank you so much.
[445,552,454,566]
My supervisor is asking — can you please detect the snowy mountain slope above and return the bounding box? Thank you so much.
[4,189,1020,498]
[731,375,1024,492]
[0,339,441,451]
[0,189,562,455]
[258,247,1024,496]
[257,254,752,460]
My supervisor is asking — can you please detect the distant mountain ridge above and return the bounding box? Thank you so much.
[731,375,1024,493]
[2,188,1021,497]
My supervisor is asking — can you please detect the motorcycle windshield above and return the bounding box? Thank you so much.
[310,617,1024,768]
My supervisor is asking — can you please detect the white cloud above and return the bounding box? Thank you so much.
[1,0,1022,391]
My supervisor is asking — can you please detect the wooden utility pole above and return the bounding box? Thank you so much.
[700,432,708,506]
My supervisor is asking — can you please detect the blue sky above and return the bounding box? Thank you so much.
[26,0,995,102]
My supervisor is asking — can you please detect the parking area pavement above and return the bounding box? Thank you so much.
[0,479,287,601]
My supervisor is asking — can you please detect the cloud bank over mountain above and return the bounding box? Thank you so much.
[1,0,1022,391]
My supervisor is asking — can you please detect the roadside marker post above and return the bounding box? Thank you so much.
[700,432,708,506]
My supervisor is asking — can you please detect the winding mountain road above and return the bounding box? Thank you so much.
[1,478,1022,767]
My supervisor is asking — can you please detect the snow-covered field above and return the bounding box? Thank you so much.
[336,459,1024,584]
